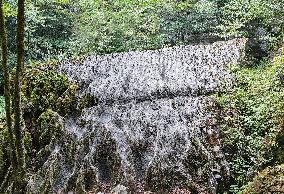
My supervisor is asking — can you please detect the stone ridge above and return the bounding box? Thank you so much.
[58,38,247,103]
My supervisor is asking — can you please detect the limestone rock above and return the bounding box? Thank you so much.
[27,39,247,193]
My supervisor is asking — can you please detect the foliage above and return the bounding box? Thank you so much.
[243,164,284,193]
[217,0,271,37]
[0,0,282,65]
[217,0,283,51]
[26,0,74,60]
[213,51,284,190]
[2,1,16,17]
[160,0,219,45]
[70,0,167,54]
[25,0,73,60]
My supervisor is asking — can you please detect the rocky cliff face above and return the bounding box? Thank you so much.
[27,38,247,193]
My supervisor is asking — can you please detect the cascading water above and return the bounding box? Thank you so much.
[27,38,247,194]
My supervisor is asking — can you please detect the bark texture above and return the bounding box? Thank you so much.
[13,0,26,192]
[0,0,17,169]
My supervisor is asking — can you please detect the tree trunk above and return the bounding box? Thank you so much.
[0,0,17,170]
[14,0,26,191]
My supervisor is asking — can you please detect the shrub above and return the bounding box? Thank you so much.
[244,164,284,193]
[213,51,284,190]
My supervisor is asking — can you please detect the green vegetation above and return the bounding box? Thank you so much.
[0,0,26,192]
[72,0,167,54]
[213,51,284,191]
[0,0,283,193]
[21,66,78,118]
[0,64,76,192]
[244,164,284,193]
[1,0,283,65]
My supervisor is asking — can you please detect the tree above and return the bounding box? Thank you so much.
[0,0,25,193]
[0,0,26,192]
[0,0,17,170]
[13,0,26,191]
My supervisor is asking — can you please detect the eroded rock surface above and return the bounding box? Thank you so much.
[27,38,247,193]
[58,39,246,103]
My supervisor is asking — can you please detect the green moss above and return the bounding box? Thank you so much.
[36,109,63,147]
[212,51,284,188]
[244,164,284,193]
[32,109,64,169]
[12,65,78,171]
[77,93,98,111]
[23,131,32,154]
[0,127,10,184]
[21,67,78,118]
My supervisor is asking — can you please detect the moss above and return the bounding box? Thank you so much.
[0,127,10,184]
[56,83,78,115]
[77,93,98,111]
[21,67,78,118]
[0,96,5,121]
[244,164,284,194]
[75,170,99,193]
[30,109,65,170]
[36,109,64,147]
[0,63,79,191]
[23,131,32,154]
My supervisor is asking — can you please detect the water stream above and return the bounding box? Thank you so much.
[27,38,247,194]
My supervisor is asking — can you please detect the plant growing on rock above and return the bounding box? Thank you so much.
[213,50,284,191]
[21,67,78,119]
[244,164,284,193]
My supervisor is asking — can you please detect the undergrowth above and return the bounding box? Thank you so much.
[213,50,284,193]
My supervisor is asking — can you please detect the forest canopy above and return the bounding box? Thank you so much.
[2,0,283,63]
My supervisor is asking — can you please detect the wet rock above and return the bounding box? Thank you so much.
[111,184,128,194]
[26,39,247,193]
[170,187,191,194]
[58,38,247,103]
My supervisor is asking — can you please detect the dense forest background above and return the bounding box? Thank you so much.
[0,0,284,193]
[1,0,283,62]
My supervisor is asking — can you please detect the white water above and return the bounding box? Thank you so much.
[27,38,247,194]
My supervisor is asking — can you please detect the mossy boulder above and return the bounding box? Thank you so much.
[244,164,284,193]
[7,65,78,174]
[36,109,64,147]
[77,93,98,111]
[21,67,78,119]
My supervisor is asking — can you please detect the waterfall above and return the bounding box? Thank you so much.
[27,38,247,194]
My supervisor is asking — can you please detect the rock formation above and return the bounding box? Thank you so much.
[27,38,247,193]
